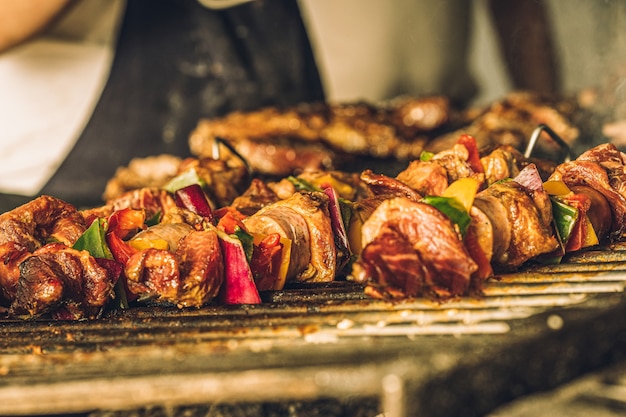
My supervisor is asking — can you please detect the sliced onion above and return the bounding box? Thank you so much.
[513,163,543,191]
[323,185,351,270]
[174,184,214,222]
[217,231,261,305]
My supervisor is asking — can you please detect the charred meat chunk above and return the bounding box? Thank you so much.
[10,243,117,319]
[352,197,478,299]
[395,161,449,197]
[125,229,224,308]
[360,170,422,202]
[231,179,281,216]
[83,188,178,223]
[0,196,87,304]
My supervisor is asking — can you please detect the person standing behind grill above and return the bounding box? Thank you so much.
[0,0,324,212]
[299,0,560,106]
[545,0,626,148]
[0,0,562,215]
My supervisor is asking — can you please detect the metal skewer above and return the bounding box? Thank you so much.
[524,124,573,163]
[211,136,252,174]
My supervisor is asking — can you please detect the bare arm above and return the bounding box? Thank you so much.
[0,0,73,52]
[488,0,561,94]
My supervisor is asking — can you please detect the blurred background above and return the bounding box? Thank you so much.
[300,0,626,106]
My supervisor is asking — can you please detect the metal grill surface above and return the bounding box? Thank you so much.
[1,246,626,416]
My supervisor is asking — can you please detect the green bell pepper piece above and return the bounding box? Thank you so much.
[422,195,471,236]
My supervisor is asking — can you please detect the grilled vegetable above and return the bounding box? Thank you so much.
[73,218,113,260]
[323,185,352,272]
[217,231,261,305]
[174,184,214,222]
[250,233,290,291]
[421,195,471,236]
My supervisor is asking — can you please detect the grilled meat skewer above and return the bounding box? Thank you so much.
[1,136,625,318]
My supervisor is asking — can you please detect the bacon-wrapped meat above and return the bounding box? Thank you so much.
[243,191,336,283]
[473,176,559,270]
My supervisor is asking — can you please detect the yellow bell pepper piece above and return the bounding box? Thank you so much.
[583,215,599,248]
[348,213,364,256]
[129,238,170,251]
[543,180,571,196]
[442,177,480,212]
[275,237,292,290]
[310,174,355,200]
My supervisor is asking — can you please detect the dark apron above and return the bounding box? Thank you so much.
[0,0,323,212]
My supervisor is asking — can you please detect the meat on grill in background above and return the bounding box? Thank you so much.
[184,91,586,179]
[101,90,593,202]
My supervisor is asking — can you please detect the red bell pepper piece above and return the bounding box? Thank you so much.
[106,232,138,265]
[105,232,139,304]
[457,134,484,174]
[108,208,146,239]
[250,233,283,291]
[216,207,248,235]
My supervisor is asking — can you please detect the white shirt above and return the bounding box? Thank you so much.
[0,0,125,196]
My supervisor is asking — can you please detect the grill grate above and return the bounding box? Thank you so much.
[1,246,626,416]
